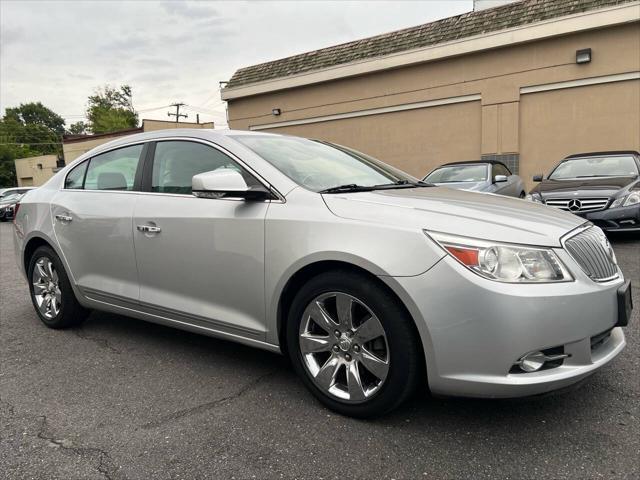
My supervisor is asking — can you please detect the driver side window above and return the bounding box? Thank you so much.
[151,141,259,194]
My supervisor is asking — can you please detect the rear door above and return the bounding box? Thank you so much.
[132,140,269,339]
[51,143,145,303]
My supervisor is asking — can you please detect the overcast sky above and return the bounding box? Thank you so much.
[1,0,473,128]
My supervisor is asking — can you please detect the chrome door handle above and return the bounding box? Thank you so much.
[137,225,161,233]
[55,214,72,222]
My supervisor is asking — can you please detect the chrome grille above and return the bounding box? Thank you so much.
[545,197,609,212]
[564,226,618,282]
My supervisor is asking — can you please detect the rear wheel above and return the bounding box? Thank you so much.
[286,270,422,418]
[28,246,88,329]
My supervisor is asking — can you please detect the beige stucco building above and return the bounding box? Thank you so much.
[223,0,640,190]
[14,155,60,187]
[62,119,214,164]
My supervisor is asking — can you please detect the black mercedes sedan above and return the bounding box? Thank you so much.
[527,151,640,232]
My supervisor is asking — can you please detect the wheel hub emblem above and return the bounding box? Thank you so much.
[338,334,352,352]
[568,199,582,211]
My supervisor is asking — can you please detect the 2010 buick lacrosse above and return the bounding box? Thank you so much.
[13,129,632,418]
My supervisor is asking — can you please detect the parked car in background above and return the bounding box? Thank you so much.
[13,130,631,418]
[0,192,26,222]
[527,151,640,232]
[423,161,525,198]
[0,187,34,199]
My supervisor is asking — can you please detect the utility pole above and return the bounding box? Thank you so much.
[167,102,188,122]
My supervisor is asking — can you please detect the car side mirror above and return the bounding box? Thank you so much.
[493,174,508,183]
[192,169,272,201]
[533,174,543,182]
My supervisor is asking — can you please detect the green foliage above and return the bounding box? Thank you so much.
[0,102,64,187]
[67,121,89,135]
[86,85,138,134]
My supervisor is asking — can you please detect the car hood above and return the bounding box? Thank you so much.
[430,181,488,191]
[322,187,584,247]
[531,176,638,196]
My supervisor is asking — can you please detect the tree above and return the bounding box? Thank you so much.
[0,102,64,186]
[4,102,65,138]
[67,121,89,135]
[86,85,138,134]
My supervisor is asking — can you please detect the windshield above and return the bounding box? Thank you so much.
[233,135,416,192]
[0,193,23,203]
[549,156,639,180]
[424,164,488,183]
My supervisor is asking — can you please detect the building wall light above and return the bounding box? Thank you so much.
[576,48,592,64]
[272,108,282,116]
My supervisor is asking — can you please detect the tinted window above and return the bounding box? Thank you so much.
[549,156,639,180]
[84,144,143,190]
[425,164,488,183]
[492,164,510,177]
[152,141,254,194]
[64,161,88,189]
[233,135,415,192]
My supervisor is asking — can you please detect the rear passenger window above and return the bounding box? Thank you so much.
[84,144,143,191]
[152,141,258,194]
[64,162,88,189]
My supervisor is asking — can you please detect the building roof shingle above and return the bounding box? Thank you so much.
[226,0,634,89]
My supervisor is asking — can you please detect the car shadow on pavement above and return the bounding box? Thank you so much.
[76,307,630,434]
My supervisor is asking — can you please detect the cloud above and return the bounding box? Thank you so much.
[161,1,220,20]
[0,0,473,126]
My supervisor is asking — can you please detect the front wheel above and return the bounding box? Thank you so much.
[286,270,423,418]
[28,246,88,329]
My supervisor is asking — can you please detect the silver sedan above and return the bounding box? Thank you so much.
[424,161,526,197]
[13,130,631,418]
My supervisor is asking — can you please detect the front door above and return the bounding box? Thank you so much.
[133,140,269,339]
[51,143,145,302]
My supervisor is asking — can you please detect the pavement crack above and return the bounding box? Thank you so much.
[73,328,121,354]
[140,370,276,430]
[37,415,117,480]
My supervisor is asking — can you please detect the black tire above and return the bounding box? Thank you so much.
[286,269,423,418]
[27,245,89,329]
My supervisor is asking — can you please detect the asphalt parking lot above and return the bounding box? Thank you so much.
[0,222,638,480]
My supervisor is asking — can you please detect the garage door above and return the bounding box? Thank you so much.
[520,80,640,189]
[262,100,482,179]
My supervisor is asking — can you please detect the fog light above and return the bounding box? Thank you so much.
[519,351,546,372]
[514,350,570,373]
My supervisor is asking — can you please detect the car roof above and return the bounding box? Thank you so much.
[73,128,281,161]
[564,151,640,159]
[438,160,509,168]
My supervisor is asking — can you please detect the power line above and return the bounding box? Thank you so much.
[0,142,62,145]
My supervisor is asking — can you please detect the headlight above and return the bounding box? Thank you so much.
[525,194,542,203]
[425,231,573,283]
[610,191,640,208]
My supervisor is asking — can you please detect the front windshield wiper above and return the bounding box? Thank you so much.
[319,180,432,194]
[319,184,376,194]
[572,175,626,178]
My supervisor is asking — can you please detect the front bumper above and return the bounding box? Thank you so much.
[390,252,627,398]
[578,204,640,232]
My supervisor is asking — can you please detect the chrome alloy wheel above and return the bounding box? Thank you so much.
[32,257,62,319]
[299,292,390,403]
